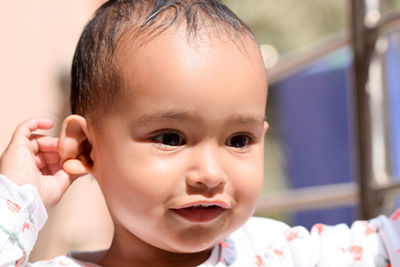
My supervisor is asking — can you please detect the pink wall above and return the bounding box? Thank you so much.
[0,0,113,259]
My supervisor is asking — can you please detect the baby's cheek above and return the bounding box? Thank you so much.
[235,159,264,190]
[232,165,263,210]
[239,180,262,210]
[130,157,182,193]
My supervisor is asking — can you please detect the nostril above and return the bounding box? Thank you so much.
[190,176,225,189]
[186,175,226,197]
[185,153,227,190]
[195,181,207,188]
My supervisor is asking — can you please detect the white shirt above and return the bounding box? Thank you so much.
[1,174,399,267]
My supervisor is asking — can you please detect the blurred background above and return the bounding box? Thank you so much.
[1,0,400,260]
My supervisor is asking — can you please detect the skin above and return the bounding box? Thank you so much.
[92,29,268,267]
[0,27,268,267]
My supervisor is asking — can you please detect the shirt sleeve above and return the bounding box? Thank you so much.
[283,212,400,266]
[0,174,47,267]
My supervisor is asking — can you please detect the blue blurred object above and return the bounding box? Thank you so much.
[387,36,400,179]
[270,48,356,229]
[271,40,400,229]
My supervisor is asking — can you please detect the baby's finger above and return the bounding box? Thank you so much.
[35,152,60,169]
[31,135,59,154]
[43,152,61,165]
[12,118,53,141]
[35,153,47,169]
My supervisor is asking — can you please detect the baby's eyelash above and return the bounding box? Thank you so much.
[151,132,186,148]
[226,133,255,149]
[148,131,256,152]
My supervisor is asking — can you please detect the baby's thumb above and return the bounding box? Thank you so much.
[63,158,88,178]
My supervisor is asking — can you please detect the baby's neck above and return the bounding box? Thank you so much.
[97,228,213,267]
[98,250,211,267]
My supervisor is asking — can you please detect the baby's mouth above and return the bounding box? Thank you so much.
[171,204,226,223]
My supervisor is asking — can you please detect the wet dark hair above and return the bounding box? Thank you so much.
[70,0,255,117]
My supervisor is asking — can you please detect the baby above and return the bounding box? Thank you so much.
[0,0,399,266]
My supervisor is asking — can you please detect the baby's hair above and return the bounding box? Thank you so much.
[70,0,255,118]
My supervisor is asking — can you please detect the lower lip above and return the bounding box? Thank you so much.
[172,206,226,223]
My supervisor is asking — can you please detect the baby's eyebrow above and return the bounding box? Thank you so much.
[225,115,266,125]
[135,111,199,126]
[134,111,265,126]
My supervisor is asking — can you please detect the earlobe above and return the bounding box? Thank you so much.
[59,115,93,175]
[263,121,269,134]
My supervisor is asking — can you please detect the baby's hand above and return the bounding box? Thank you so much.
[0,118,77,209]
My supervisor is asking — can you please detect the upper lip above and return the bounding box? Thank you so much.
[170,200,231,209]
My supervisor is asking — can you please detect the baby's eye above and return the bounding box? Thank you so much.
[226,134,253,148]
[153,133,186,147]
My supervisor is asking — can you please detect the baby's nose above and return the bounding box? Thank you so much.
[185,144,227,191]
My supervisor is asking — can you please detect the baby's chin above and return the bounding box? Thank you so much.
[156,237,223,259]
[158,216,249,254]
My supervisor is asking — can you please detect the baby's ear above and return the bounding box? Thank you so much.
[264,121,269,134]
[59,115,93,175]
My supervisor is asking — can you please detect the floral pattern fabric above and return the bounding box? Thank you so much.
[0,174,399,267]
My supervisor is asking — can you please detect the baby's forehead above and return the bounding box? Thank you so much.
[116,24,260,71]
[115,28,263,94]
[113,29,266,108]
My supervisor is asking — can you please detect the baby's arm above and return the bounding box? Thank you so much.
[0,173,46,266]
[0,118,80,266]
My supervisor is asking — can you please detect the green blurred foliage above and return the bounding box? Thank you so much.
[222,0,347,53]
[389,0,400,9]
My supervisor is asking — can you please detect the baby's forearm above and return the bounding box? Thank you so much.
[0,174,47,266]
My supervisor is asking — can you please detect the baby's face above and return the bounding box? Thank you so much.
[89,29,268,254]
